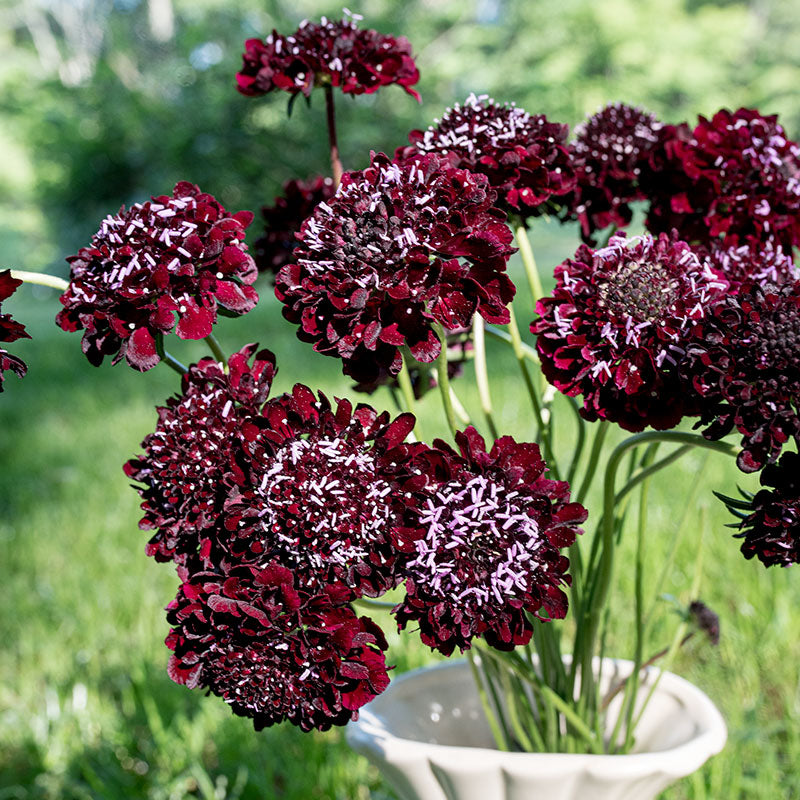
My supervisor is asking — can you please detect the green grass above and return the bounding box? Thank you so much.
[1,231,799,799]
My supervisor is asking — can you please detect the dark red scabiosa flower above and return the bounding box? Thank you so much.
[124,345,277,564]
[726,451,800,567]
[698,238,799,291]
[56,182,258,371]
[224,384,422,599]
[275,152,515,384]
[567,103,666,241]
[393,427,587,656]
[646,108,800,251]
[531,233,729,431]
[399,93,574,221]
[254,176,336,279]
[0,271,30,391]
[684,280,800,473]
[166,562,390,731]
[236,13,420,101]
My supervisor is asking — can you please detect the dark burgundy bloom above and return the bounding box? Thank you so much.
[685,280,800,472]
[729,451,800,567]
[400,93,574,220]
[236,13,420,101]
[394,427,587,656]
[124,345,277,563]
[255,176,336,278]
[224,384,422,598]
[646,108,800,251]
[698,238,799,291]
[57,182,258,371]
[276,152,515,384]
[532,233,729,431]
[166,562,390,731]
[567,103,666,241]
[0,270,30,391]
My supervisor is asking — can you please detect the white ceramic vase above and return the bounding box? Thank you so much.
[346,659,727,800]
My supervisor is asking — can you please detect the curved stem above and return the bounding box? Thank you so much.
[10,270,69,292]
[205,333,227,365]
[434,322,458,437]
[154,332,188,375]
[472,314,499,439]
[484,324,540,364]
[577,431,737,713]
[161,351,188,376]
[615,445,693,505]
[514,225,545,308]
[324,85,343,189]
[449,386,471,426]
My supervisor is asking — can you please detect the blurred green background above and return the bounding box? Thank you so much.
[1,0,800,798]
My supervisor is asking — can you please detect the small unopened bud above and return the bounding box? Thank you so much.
[689,600,720,646]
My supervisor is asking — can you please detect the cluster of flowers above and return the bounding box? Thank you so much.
[9,11,791,733]
[236,11,420,101]
[124,345,586,730]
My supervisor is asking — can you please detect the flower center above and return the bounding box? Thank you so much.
[755,301,800,379]
[407,475,543,606]
[256,435,395,580]
[597,259,681,324]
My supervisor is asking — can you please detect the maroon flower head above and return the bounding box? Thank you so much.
[224,384,422,599]
[57,182,258,371]
[532,233,729,431]
[276,152,515,384]
[0,270,30,391]
[401,93,574,220]
[237,13,420,101]
[730,451,800,567]
[166,563,390,731]
[698,238,799,291]
[394,427,587,656]
[646,108,800,251]
[255,176,336,279]
[124,344,277,563]
[685,280,800,472]
[568,103,666,241]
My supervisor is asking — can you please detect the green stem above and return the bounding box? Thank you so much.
[10,270,69,292]
[205,333,227,365]
[449,386,471,426]
[506,305,558,478]
[353,598,396,611]
[611,463,653,752]
[575,421,609,506]
[566,397,587,487]
[577,432,736,717]
[615,445,693,505]
[154,332,188,375]
[396,350,418,421]
[434,322,458,437]
[324,85,343,189]
[514,224,545,308]
[472,314,499,439]
[631,510,708,733]
[467,651,510,751]
[484,325,540,364]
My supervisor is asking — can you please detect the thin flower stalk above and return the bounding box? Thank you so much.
[10,270,69,292]
[324,85,344,189]
[472,314,499,439]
